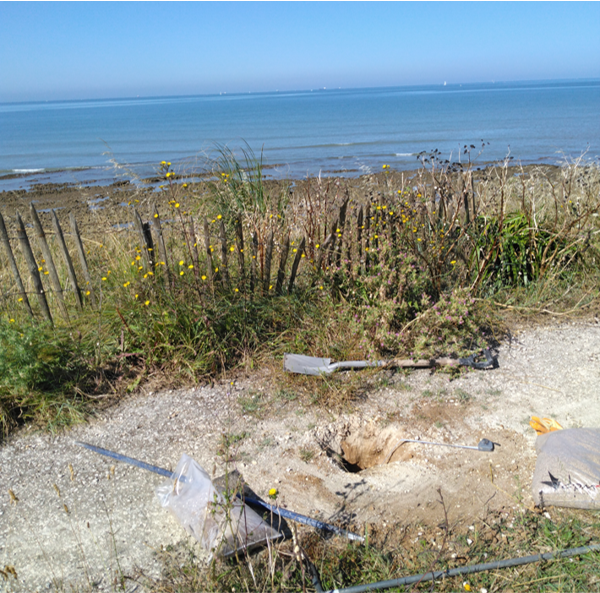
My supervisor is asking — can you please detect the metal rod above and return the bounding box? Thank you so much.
[74,441,364,542]
[323,544,600,593]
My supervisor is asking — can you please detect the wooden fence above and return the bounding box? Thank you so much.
[0,193,400,325]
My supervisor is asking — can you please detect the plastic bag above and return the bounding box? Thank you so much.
[156,454,280,559]
[531,428,600,509]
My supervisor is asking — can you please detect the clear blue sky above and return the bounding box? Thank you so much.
[1,1,599,102]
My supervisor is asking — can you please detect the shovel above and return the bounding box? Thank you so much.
[284,350,496,376]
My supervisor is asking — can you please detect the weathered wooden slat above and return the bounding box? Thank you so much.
[275,233,290,295]
[262,230,274,294]
[69,212,96,307]
[250,233,258,293]
[202,218,214,291]
[334,197,349,268]
[51,210,83,311]
[134,210,155,269]
[364,203,371,272]
[235,218,245,286]
[152,205,171,284]
[16,212,53,324]
[287,236,305,294]
[0,212,34,317]
[356,206,364,277]
[187,215,200,282]
[219,220,230,288]
[30,204,69,321]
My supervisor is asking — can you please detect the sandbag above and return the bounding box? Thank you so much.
[532,428,600,509]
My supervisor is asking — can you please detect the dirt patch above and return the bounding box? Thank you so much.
[1,321,600,591]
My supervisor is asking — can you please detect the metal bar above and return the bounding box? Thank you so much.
[75,441,364,542]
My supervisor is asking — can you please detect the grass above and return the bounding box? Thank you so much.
[139,506,600,592]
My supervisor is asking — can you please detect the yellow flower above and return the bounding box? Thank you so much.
[154,213,158,218]
[161,161,166,165]
[217,214,222,220]
[293,248,297,253]
[463,583,471,592]
[135,255,141,261]
[451,260,456,265]
[315,244,320,249]
[183,183,188,188]
[86,290,91,296]
[38,266,43,272]
[101,276,107,281]
[180,271,184,276]
[145,300,150,306]
[229,246,235,252]
[9,318,15,323]
[201,275,207,281]
[135,294,139,299]
[269,285,273,290]
[18,298,23,302]
[175,203,180,208]
[319,285,323,290]
[215,267,219,273]
[268,488,278,499]
[188,264,194,269]
[123,281,130,287]
[179,260,184,266]
[234,288,239,292]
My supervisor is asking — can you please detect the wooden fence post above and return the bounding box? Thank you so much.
[250,233,258,293]
[287,237,305,294]
[202,218,214,292]
[134,210,155,270]
[235,218,245,286]
[218,220,230,288]
[30,204,69,321]
[275,233,290,295]
[262,230,274,294]
[69,212,96,307]
[0,212,34,317]
[152,205,171,284]
[51,210,83,311]
[16,212,53,324]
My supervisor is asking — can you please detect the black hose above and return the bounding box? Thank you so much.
[320,543,600,593]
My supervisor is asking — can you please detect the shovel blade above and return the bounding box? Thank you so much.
[283,353,333,375]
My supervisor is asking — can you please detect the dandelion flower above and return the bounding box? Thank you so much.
[180,271,184,276]
[123,281,130,287]
[201,275,207,281]
[463,583,471,592]
[188,264,194,269]
[268,488,278,499]
[230,246,235,252]
[179,260,184,266]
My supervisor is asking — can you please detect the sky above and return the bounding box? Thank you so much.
[1,1,599,103]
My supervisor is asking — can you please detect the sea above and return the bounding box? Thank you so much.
[1,79,599,191]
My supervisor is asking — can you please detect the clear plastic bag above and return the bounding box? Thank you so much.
[156,454,280,559]
[532,428,600,509]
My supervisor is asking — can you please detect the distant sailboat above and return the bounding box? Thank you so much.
[444,81,447,86]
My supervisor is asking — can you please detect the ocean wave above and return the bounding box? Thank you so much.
[13,168,45,173]
[395,153,414,157]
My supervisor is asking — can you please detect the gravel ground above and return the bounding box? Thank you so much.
[1,320,599,592]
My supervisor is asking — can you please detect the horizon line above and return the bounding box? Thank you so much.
[2,77,599,107]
